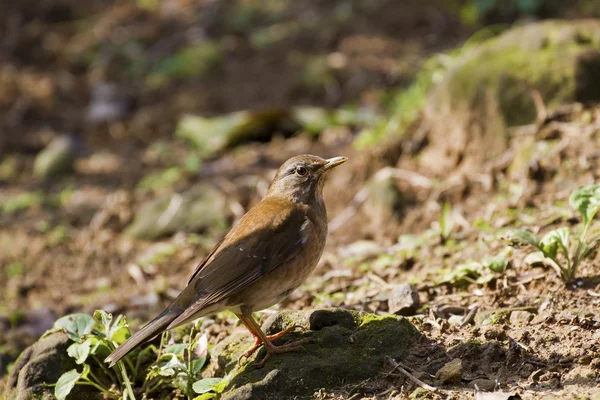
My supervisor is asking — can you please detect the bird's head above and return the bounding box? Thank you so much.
[267,154,347,203]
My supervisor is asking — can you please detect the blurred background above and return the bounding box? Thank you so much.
[3,0,600,395]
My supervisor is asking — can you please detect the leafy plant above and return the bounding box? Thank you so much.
[50,310,229,400]
[52,311,136,400]
[504,185,600,282]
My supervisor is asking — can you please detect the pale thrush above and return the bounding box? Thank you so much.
[106,154,347,368]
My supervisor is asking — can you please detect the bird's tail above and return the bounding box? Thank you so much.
[105,309,179,368]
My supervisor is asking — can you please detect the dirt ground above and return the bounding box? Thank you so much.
[2,1,600,399]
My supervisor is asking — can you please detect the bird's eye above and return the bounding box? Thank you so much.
[295,166,308,176]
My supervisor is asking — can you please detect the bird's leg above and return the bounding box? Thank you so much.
[235,312,310,368]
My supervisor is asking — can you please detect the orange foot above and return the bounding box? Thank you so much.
[238,325,305,364]
[253,337,311,369]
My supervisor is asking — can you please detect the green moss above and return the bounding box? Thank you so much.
[210,310,421,398]
[1,192,44,214]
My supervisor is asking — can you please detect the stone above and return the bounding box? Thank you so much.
[126,184,230,239]
[435,358,463,384]
[468,378,496,391]
[204,309,422,399]
[476,307,536,326]
[509,311,534,326]
[4,332,97,400]
[387,283,419,316]
[564,366,597,384]
[33,135,77,178]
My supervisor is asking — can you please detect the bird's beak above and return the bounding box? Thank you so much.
[323,156,348,171]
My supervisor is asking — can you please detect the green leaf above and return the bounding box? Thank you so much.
[67,338,92,364]
[54,314,96,342]
[155,354,187,377]
[569,184,600,224]
[212,379,229,394]
[192,377,224,394]
[165,343,188,355]
[191,358,206,375]
[172,371,190,395]
[482,254,509,273]
[502,230,538,248]
[92,311,131,344]
[193,394,217,400]
[107,314,130,344]
[523,251,547,266]
[93,310,112,330]
[540,227,570,259]
[54,369,82,400]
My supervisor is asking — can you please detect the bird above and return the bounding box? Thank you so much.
[105,154,347,368]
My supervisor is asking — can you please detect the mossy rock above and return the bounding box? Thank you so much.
[4,332,98,400]
[420,19,600,174]
[176,109,300,158]
[126,184,230,240]
[205,309,422,400]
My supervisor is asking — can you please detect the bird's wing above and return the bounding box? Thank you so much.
[167,197,309,328]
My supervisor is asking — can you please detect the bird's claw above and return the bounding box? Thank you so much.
[253,338,311,369]
[238,324,307,366]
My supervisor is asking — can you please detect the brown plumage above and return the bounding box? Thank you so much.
[105,154,347,368]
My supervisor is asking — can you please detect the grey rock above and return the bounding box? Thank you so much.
[435,358,463,384]
[387,283,419,316]
[5,332,97,400]
[126,184,229,240]
[509,311,534,327]
[468,378,496,391]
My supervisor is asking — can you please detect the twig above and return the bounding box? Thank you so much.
[385,356,437,392]
[460,305,478,327]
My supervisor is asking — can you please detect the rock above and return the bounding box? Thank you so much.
[5,332,97,400]
[176,109,299,158]
[448,315,464,326]
[509,311,534,326]
[387,283,419,316]
[364,176,405,238]
[33,135,77,178]
[126,184,230,240]
[564,366,597,384]
[476,307,536,326]
[435,358,463,384]
[420,20,600,175]
[205,309,422,399]
[468,378,496,391]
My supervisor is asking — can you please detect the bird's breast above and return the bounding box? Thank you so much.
[230,214,327,312]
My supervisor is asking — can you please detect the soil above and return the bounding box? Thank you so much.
[1,1,600,399]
